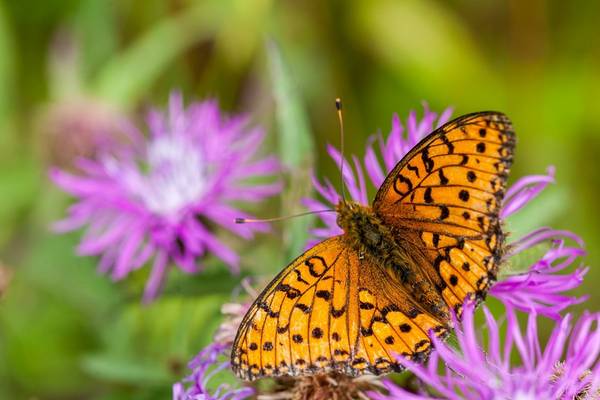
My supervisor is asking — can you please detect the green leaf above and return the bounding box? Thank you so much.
[267,40,315,259]
[92,2,227,108]
[162,264,249,298]
[504,186,567,240]
[19,229,122,315]
[72,0,119,80]
[0,274,98,396]
[214,0,273,68]
[0,158,39,247]
[500,241,552,279]
[267,40,314,168]
[0,2,16,154]
[82,355,168,385]
[83,294,225,385]
[351,0,500,108]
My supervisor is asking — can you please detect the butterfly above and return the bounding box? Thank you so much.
[231,111,515,380]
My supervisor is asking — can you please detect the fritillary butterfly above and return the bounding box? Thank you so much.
[232,112,515,380]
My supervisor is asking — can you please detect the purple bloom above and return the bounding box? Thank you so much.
[371,302,600,400]
[174,284,254,400]
[304,106,586,317]
[173,343,254,400]
[50,92,281,301]
[41,98,131,170]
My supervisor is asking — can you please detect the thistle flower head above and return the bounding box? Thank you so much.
[371,303,600,400]
[173,342,254,400]
[39,98,130,170]
[173,282,254,400]
[50,92,281,301]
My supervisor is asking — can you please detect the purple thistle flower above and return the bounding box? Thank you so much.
[371,302,600,400]
[303,106,586,317]
[173,343,254,400]
[174,284,255,400]
[50,92,281,302]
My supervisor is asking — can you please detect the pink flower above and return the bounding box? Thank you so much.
[372,303,600,400]
[50,92,281,301]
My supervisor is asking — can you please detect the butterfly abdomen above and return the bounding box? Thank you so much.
[336,201,450,321]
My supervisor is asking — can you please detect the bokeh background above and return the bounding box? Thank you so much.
[1,0,599,398]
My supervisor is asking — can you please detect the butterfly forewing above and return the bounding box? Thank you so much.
[231,236,447,380]
[373,112,515,313]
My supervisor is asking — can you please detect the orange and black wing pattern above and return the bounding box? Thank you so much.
[231,236,448,381]
[373,112,515,314]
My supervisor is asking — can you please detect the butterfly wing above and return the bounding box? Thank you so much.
[372,112,515,314]
[231,236,448,380]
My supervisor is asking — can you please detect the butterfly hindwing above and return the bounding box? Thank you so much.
[352,251,448,372]
[231,237,349,380]
[231,236,448,380]
[373,112,515,313]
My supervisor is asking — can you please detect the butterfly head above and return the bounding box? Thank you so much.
[335,200,373,233]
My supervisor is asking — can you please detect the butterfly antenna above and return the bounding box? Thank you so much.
[336,98,347,202]
[235,209,336,224]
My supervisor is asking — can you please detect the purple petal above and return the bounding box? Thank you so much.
[437,107,454,127]
[501,166,555,218]
[112,225,145,279]
[326,144,363,202]
[190,220,239,272]
[143,250,169,303]
[507,227,584,257]
[364,137,386,187]
[202,204,269,239]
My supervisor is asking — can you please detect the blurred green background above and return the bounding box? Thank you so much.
[0,0,599,398]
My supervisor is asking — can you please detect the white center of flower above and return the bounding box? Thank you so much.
[120,135,207,217]
[511,391,537,400]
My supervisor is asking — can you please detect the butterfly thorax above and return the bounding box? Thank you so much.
[336,200,450,321]
[335,201,393,256]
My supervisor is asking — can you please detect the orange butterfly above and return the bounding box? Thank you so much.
[231,110,515,380]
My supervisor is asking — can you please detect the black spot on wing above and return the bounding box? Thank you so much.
[407,163,420,178]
